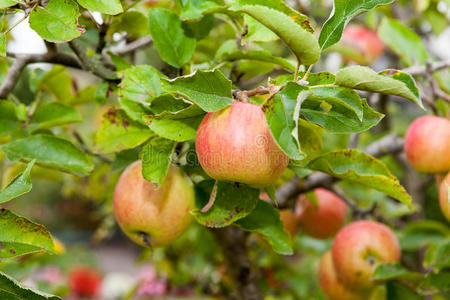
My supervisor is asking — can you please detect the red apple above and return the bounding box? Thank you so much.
[296,188,348,239]
[332,221,401,290]
[113,161,195,248]
[195,101,289,187]
[279,209,300,238]
[439,172,450,221]
[318,251,370,300]
[69,266,102,298]
[341,25,385,65]
[404,116,450,173]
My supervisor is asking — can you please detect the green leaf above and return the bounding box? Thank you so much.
[0,0,19,9]
[119,97,153,125]
[0,209,55,258]
[309,87,364,121]
[335,66,424,109]
[387,281,424,300]
[0,271,61,299]
[29,0,85,43]
[108,11,149,38]
[77,0,123,15]
[244,14,279,43]
[307,72,336,85]
[148,8,196,68]
[193,181,259,228]
[0,34,6,57]
[37,66,73,102]
[378,18,428,66]
[177,0,225,20]
[235,200,293,255]
[95,81,109,104]
[301,98,384,133]
[419,272,450,294]
[120,65,166,104]
[140,137,176,185]
[30,102,82,131]
[262,82,309,160]
[0,101,20,136]
[0,160,34,204]
[373,263,424,282]
[230,0,320,65]
[424,240,450,272]
[307,149,412,208]
[149,93,190,114]
[398,220,450,251]
[216,40,296,72]
[144,105,205,142]
[297,118,322,152]
[94,109,153,154]
[319,0,394,50]
[1,135,93,176]
[162,69,232,112]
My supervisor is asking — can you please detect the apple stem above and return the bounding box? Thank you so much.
[294,61,301,81]
[200,180,218,213]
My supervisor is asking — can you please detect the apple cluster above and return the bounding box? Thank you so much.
[404,115,450,221]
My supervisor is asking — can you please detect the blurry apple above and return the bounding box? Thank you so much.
[195,101,289,187]
[318,251,370,300]
[439,172,450,221]
[341,25,385,65]
[279,209,300,238]
[69,266,102,298]
[113,161,194,248]
[332,221,401,290]
[296,188,348,239]
[404,116,450,173]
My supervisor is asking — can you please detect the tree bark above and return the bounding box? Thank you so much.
[212,226,263,300]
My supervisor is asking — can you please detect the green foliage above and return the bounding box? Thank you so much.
[0,209,55,259]
[29,0,84,42]
[0,160,34,204]
[193,181,259,228]
[0,271,61,299]
[141,136,176,185]
[319,0,394,50]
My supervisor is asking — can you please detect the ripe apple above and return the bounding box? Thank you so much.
[439,172,450,221]
[69,266,102,298]
[113,161,195,248]
[404,115,450,173]
[296,188,348,239]
[195,101,289,187]
[341,25,385,65]
[318,251,370,300]
[332,221,401,290]
[279,209,300,238]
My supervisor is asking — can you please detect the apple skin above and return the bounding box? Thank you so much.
[69,266,102,298]
[113,161,195,248]
[279,209,300,238]
[341,25,384,64]
[195,101,289,187]
[439,172,450,221]
[296,188,348,239]
[404,116,450,173]
[318,251,370,300]
[332,221,401,290]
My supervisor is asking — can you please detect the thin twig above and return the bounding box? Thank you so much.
[403,59,450,76]
[72,131,113,164]
[0,57,28,99]
[109,36,153,56]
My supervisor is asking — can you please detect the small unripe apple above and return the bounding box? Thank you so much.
[404,116,450,173]
[296,188,348,239]
[279,209,300,238]
[318,251,370,300]
[195,101,289,187]
[332,221,401,290]
[341,25,385,65]
[113,161,195,248]
[439,172,450,221]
